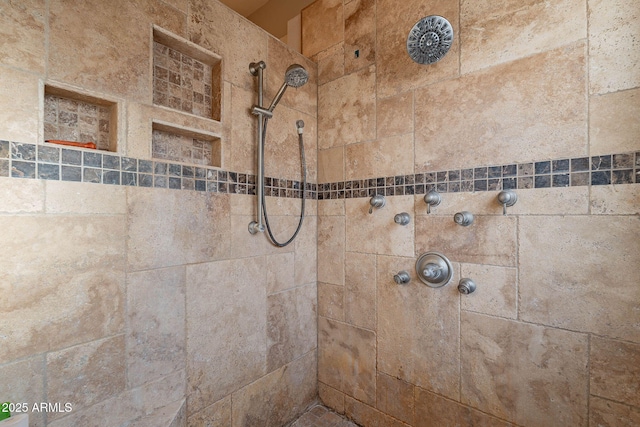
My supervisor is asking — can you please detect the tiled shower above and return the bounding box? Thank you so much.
[0,1,638,427]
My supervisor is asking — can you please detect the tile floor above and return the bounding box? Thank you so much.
[289,404,359,427]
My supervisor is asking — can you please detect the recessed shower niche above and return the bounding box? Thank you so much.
[152,122,221,167]
[152,27,222,121]
[44,85,118,152]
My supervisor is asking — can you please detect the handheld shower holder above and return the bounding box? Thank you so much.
[248,60,309,246]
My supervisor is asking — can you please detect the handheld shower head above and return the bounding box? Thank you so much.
[285,64,309,88]
[268,64,309,112]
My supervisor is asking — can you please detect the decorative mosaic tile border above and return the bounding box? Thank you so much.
[2,141,638,201]
[0,141,316,199]
[317,151,640,200]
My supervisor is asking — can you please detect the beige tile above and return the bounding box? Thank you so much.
[0,67,39,143]
[344,396,407,427]
[258,215,303,256]
[149,0,188,37]
[229,85,258,174]
[345,197,377,253]
[415,42,588,171]
[126,189,230,271]
[344,0,376,74]
[415,387,515,427]
[319,282,345,321]
[416,215,517,266]
[133,399,185,427]
[231,351,317,427]
[460,312,589,427]
[229,214,271,259]
[267,283,317,372]
[319,147,345,183]
[231,193,256,216]
[266,37,318,119]
[0,0,45,73]
[376,0,460,98]
[0,356,46,427]
[345,140,377,180]
[126,102,226,160]
[163,0,188,13]
[591,337,640,407]
[376,195,415,257]
[301,0,344,58]
[49,0,150,103]
[189,0,268,91]
[318,65,376,149]
[319,382,346,414]
[187,396,231,427]
[377,92,414,139]
[519,216,640,342]
[506,187,590,215]
[317,42,345,86]
[294,215,317,286]
[47,336,126,420]
[345,252,376,330]
[376,134,414,178]
[186,258,266,413]
[0,177,44,213]
[126,266,186,388]
[0,215,125,362]
[590,88,640,154]
[460,264,517,319]
[262,106,318,183]
[591,185,640,215]
[46,180,126,214]
[589,0,640,94]
[377,255,460,400]
[589,397,640,427]
[48,370,185,427]
[318,215,345,285]
[346,195,414,257]
[376,372,415,425]
[266,252,295,294]
[461,0,586,74]
[263,194,307,216]
[318,199,345,216]
[318,317,376,405]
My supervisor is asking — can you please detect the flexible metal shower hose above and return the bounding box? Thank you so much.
[260,117,306,247]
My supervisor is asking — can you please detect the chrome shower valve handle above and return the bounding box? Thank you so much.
[424,190,441,214]
[369,194,386,214]
[497,190,518,215]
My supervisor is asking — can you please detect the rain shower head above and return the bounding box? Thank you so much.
[407,15,453,65]
[268,64,309,112]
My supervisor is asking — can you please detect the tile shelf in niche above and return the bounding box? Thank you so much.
[152,26,222,122]
[44,84,118,153]
[152,121,222,168]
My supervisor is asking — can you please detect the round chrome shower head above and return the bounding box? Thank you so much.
[285,64,309,88]
[407,15,453,65]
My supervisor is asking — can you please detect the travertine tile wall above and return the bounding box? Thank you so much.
[304,0,640,426]
[0,1,317,426]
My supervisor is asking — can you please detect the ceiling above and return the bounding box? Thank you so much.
[220,0,270,17]
[219,0,316,39]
